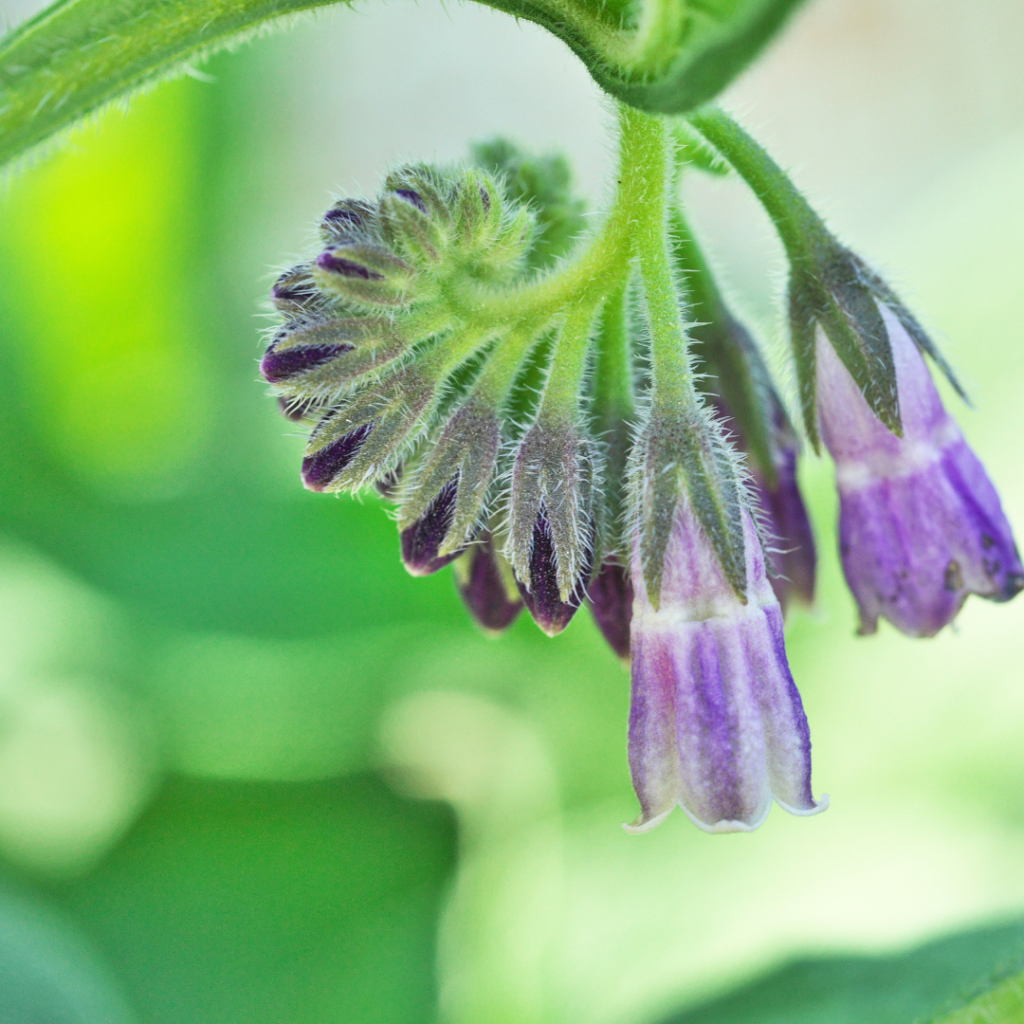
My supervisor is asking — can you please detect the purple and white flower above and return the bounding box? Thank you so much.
[817,304,1024,637]
[626,494,827,834]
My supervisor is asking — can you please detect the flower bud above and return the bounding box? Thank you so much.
[301,363,442,493]
[260,317,411,402]
[400,476,465,575]
[587,558,632,660]
[314,243,418,309]
[514,510,592,636]
[755,442,817,609]
[627,492,827,833]
[454,533,523,632]
[379,189,448,267]
[817,303,1023,636]
[270,264,326,318]
[320,198,376,245]
[507,420,595,633]
[397,400,501,564]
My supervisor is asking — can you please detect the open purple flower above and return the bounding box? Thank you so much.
[626,495,827,834]
[817,304,1024,637]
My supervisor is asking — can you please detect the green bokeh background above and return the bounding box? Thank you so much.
[0,0,1023,1021]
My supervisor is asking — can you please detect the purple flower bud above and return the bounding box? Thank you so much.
[817,304,1024,636]
[456,534,523,632]
[627,497,827,833]
[316,250,384,281]
[270,266,323,316]
[301,422,375,492]
[587,558,632,660]
[393,188,427,212]
[515,512,592,636]
[755,445,817,610]
[321,199,374,243]
[400,477,466,576]
[260,339,353,384]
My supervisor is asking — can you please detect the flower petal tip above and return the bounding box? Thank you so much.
[622,807,675,835]
[776,792,829,818]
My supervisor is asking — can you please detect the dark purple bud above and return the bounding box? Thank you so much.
[393,189,427,212]
[375,465,403,500]
[457,536,523,632]
[316,251,384,281]
[400,476,465,576]
[321,199,375,243]
[478,184,491,213]
[271,267,321,315]
[301,423,375,492]
[260,340,353,384]
[756,447,817,611]
[587,558,633,659]
[516,513,592,636]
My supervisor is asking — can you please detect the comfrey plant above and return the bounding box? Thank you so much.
[3,0,1020,837]
[258,104,1021,832]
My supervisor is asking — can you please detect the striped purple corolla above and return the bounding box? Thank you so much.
[817,304,1024,637]
[627,494,827,834]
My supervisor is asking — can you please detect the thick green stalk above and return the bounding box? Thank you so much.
[619,104,694,407]
[686,107,828,262]
[536,301,598,424]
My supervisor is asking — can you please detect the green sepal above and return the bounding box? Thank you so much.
[853,256,970,404]
[381,165,454,225]
[633,403,747,608]
[507,419,595,600]
[313,242,421,309]
[397,398,502,557]
[588,282,635,562]
[815,246,902,435]
[378,193,447,267]
[303,359,445,492]
[265,316,417,405]
[471,139,587,270]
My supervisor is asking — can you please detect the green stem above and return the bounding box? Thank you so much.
[591,279,633,422]
[537,300,598,424]
[686,107,829,263]
[620,104,694,408]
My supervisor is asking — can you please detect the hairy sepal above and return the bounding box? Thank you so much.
[301,361,443,492]
[507,419,595,601]
[631,403,748,608]
[397,399,502,557]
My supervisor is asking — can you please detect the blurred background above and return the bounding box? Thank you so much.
[0,0,1023,1021]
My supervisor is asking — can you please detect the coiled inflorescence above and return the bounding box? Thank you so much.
[262,151,620,639]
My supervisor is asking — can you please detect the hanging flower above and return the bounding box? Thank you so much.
[626,488,827,833]
[817,304,1024,636]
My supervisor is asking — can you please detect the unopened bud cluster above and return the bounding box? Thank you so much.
[262,112,1021,833]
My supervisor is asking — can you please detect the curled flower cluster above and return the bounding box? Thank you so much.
[261,108,1021,834]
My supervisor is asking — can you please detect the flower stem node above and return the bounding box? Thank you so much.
[817,304,1024,636]
[626,494,827,833]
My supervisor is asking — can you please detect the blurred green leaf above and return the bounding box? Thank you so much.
[0,0,805,173]
[660,919,1024,1024]
[0,875,135,1023]
[43,774,457,1024]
